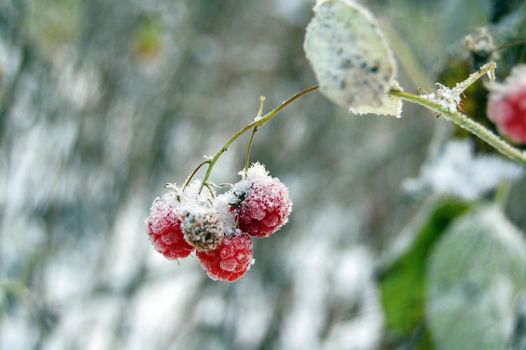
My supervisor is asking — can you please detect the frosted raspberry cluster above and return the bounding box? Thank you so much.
[487,65,526,144]
[145,163,292,282]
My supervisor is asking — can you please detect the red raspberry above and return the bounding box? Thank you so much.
[196,233,253,282]
[487,66,526,144]
[238,179,292,238]
[146,193,193,259]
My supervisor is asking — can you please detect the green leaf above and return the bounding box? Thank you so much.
[304,0,402,117]
[427,206,526,350]
[378,198,471,338]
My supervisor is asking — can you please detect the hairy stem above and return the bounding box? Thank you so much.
[389,90,526,166]
[198,86,319,192]
[451,61,496,94]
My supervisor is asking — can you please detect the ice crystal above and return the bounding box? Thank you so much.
[423,62,496,114]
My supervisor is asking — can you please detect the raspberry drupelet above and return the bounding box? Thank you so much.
[487,65,526,144]
[196,232,253,282]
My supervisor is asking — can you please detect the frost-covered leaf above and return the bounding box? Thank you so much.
[427,206,526,350]
[304,0,401,117]
[378,198,470,338]
[404,140,524,200]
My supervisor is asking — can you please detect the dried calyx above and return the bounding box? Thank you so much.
[182,210,224,251]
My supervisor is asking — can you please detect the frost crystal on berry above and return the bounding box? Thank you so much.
[232,163,292,238]
[182,210,224,251]
[214,191,239,236]
[145,180,214,259]
[145,191,193,259]
[487,65,526,144]
[196,232,254,282]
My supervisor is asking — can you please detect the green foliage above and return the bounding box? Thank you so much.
[378,199,471,340]
[427,205,526,350]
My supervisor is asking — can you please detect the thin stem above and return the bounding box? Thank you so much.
[245,126,258,177]
[389,89,526,166]
[451,61,496,94]
[495,39,526,52]
[199,86,319,192]
[244,96,265,176]
[182,160,211,190]
[204,182,217,198]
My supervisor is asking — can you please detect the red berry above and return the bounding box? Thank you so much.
[146,193,193,259]
[487,66,526,144]
[238,179,292,238]
[196,233,253,282]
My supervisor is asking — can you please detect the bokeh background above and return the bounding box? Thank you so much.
[1,0,525,349]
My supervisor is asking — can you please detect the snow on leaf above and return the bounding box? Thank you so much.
[404,140,524,200]
[304,0,402,117]
[427,206,526,350]
[377,198,471,334]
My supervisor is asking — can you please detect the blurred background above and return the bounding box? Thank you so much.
[1,0,525,349]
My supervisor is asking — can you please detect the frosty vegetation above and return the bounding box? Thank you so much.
[404,140,523,200]
[1,0,526,349]
[304,0,402,117]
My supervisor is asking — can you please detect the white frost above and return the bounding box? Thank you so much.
[304,0,402,117]
[422,83,461,113]
[423,62,497,114]
[215,162,290,236]
[147,179,214,230]
[404,140,524,200]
